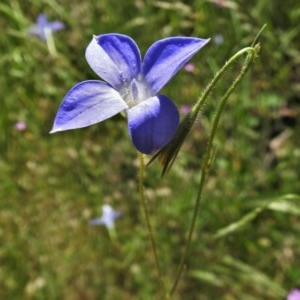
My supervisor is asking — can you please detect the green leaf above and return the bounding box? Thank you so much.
[213,194,300,239]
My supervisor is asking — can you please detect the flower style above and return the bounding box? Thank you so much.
[50,34,210,154]
[89,204,121,229]
[28,13,65,41]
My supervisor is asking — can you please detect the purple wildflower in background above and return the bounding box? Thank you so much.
[28,13,65,41]
[184,63,196,73]
[180,105,192,114]
[89,204,121,229]
[50,34,210,154]
[287,289,300,300]
[14,121,26,131]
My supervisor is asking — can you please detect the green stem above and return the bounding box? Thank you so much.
[149,47,259,175]
[45,29,57,57]
[192,47,256,116]
[138,152,167,298]
[170,46,259,296]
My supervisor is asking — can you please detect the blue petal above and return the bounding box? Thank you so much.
[37,14,47,27]
[28,25,45,40]
[89,218,104,226]
[85,34,142,90]
[142,37,210,95]
[50,80,127,133]
[49,21,65,31]
[127,95,179,154]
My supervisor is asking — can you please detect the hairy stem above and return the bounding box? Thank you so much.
[170,45,259,296]
[138,152,167,298]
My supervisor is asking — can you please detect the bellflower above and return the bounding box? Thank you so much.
[50,33,210,154]
[89,204,121,229]
[28,13,65,41]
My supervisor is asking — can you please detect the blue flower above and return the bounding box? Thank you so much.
[50,34,210,154]
[28,13,65,41]
[89,204,121,229]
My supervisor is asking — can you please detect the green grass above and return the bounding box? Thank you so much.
[1,0,300,299]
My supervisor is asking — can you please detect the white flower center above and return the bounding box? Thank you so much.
[120,75,151,108]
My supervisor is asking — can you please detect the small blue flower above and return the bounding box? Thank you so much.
[213,34,224,45]
[89,204,121,229]
[50,34,209,154]
[28,13,65,41]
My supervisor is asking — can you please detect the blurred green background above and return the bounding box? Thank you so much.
[1,0,300,299]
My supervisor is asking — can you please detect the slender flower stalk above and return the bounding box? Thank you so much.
[150,46,257,175]
[169,45,259,296]
[138,152,167,298]
[45,28,58,57]
[149,26,267,174]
